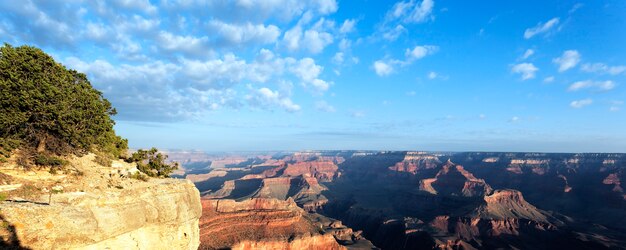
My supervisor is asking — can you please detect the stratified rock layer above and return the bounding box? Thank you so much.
[199,198,345,250]
[0,179,201,250]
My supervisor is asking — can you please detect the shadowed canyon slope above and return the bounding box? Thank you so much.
[180,150,626,249]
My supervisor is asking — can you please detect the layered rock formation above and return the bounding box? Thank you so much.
[282,160,339,182]
[388,152,440,174]
[419,160,492,197]
[0,154,202,250]
[199,198,346,250]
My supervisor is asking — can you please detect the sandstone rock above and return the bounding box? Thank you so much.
[0,179,201,250]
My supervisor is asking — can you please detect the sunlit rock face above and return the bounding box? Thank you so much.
[0,179,202,250]
[198,198,347,250]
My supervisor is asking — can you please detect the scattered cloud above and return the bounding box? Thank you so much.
[315,100,336,112]
[376,0,434,42]
[524,17,560,39]
[290,57,332,92]
[339,19,357,34]
[386,0,435,24]
[511,63,539,80]
[332,52,344,64]
[569,3,584,14]
[479,114,486,119]
[372,44,438,76]
[553,50,581,72]
[567,80,615,92]
[373,60,394,76]
[610,100,623,112]
[521,49,535,60]
[351,110,365,118]
[382,24,407,41]
[581,63,626,75]
[543,76,555,83]
[509,116,520,123]
[246,87,301,112]
[405,45,439,61]
[428,71,437,79]
[570,98,593,108]
[206,20,281,46]
[282,18,335,54]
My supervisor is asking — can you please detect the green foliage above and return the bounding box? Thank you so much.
[94,153,112,167]
[0,138,20,158]
[129,148,179,178]
[129,171,149,181]
[0,43,127,158]
[34,154,67,167]
[0,192,6,202]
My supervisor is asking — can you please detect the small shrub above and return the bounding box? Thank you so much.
[128,148,178,178]
[0,157,6,163]
[34,154,67,167]
[0,192,7,202]
[94,154,112,167]
[129,172,149,181]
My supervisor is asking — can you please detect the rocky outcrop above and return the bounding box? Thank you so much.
[0,154,202,250]
[388,152,440,174]
[199,198,346,250]
[282,161,339,182]
[473,189,549,222]
[419,160,492,197]
[1,179,201,250]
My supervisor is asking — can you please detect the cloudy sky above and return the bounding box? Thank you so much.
[1,0,625,152]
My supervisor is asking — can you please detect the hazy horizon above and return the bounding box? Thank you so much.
[2,0,625,152]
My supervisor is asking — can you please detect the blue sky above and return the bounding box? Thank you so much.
[1,0,625,152]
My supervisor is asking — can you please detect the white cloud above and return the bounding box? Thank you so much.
[290,58,331,92]
[207,20,280,46]
[553,50,581,72]
[282,18,334,54]
[479,114,486,119]
[543,76,555,83]
[524,17,560,39]
[511,63,539,80]
[339,19,357,33]
[338,38,351,51]
[246,87,301,112]
[387,0,435,24]
[382,24,407,41]
[610,100,623,112]
[157,31,210,57]
[332,52,344,64]
[570,99,593,108]
[428,71,437,79]
[373,60,394,76]
[522,49,534,60]
[283,26,302,51]
[581,63,626,75]
[112,0,157,14]
[351,111,365,118]
[509,116,520,122]
[405,45,438,61]
[164,0,337,23]
[372,45,438,76]
[302,29,333,54]
[567,80,615,92]
[315,100,336,112]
